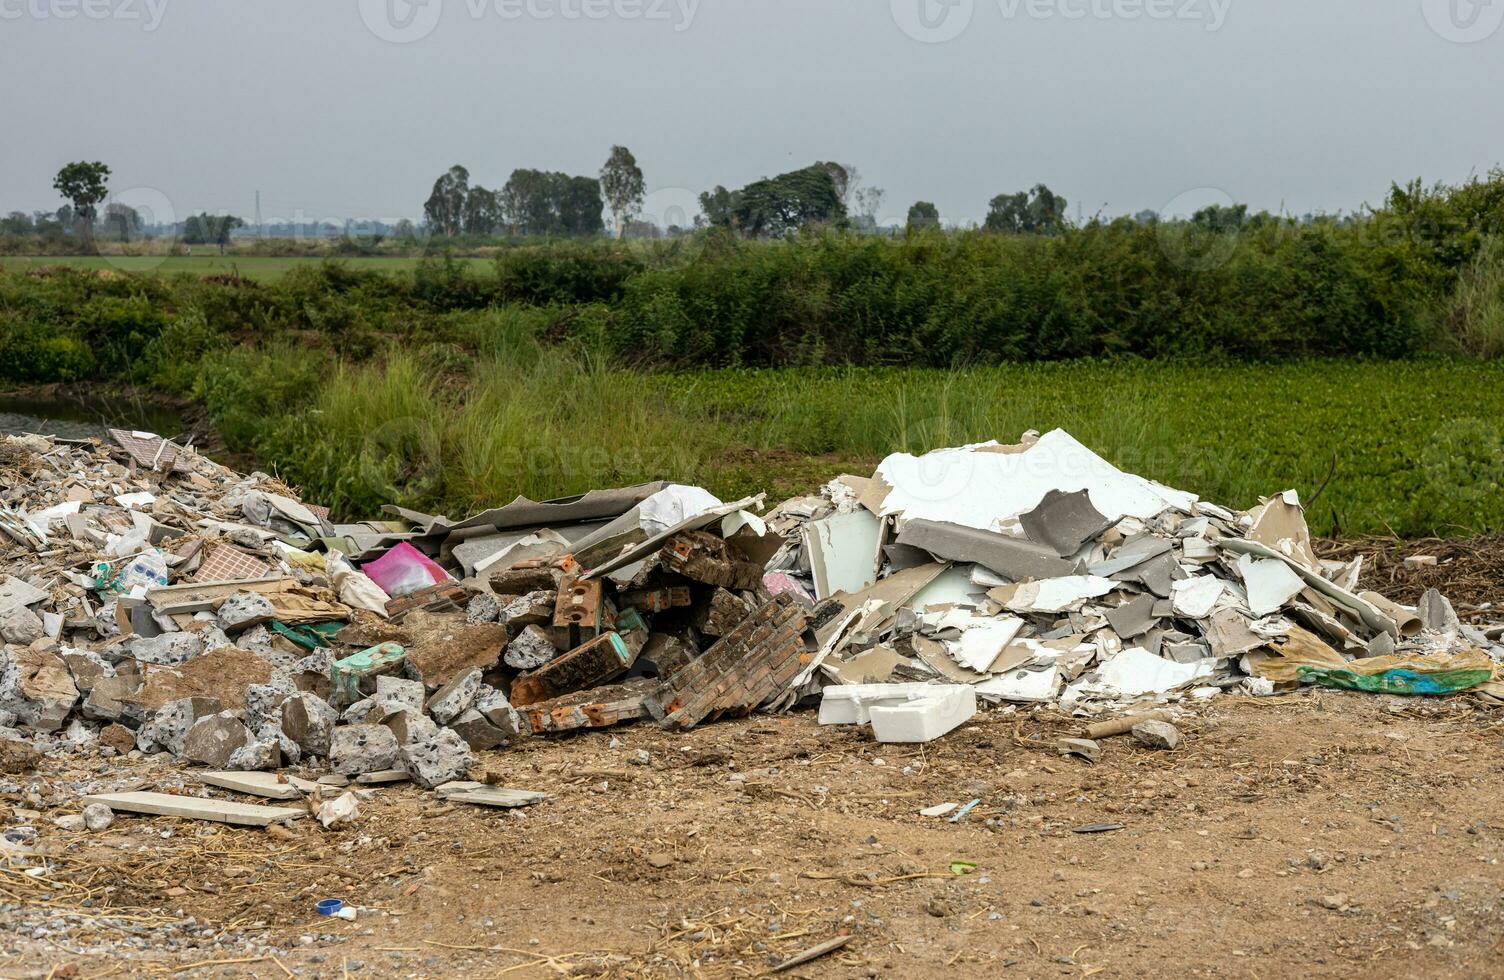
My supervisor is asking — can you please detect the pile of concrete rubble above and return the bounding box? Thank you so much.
[2,427,1501,790]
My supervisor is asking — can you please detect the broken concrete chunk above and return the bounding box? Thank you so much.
[425,667,482,725]
[330,724,401,776]
[61,651,113,693]
[227,737,280,772]
[382,707,440,746]
[1131,719,1181,750]
[375,675,426,713]
[183,711,252,768]
[448,709,509,750]
[244,675,300,729]
[139,697,222,755]
[82,674,144,724]
[503,624,562,671]
[280,692,339,757]
[1057,737,1102,763]
[215,591,278,631]
[497,591,557,631]
[465,592,500,624]
[1,647,80,732]
[127,631,204,667]
[0,605,45,645]
[474,687,529,740]
[401,727,472,789]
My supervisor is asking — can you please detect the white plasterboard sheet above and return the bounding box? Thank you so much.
[1236,554,1307,617]
[802,510,882,601]
[875,429,1195,532]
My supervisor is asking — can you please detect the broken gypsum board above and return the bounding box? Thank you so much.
[1219,538,1398,637]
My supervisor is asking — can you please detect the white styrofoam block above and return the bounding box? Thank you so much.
[818,684,972,726]
[868,686,977,743]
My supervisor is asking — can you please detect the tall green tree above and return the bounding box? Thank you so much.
[53,161,111,241]
[600,145,645,239]
[906,201,940,232]
[500,170,604,236]
[182,213,243,252]
[423,165,469,237]
[737,164,846,237]
[463,185,501,235]
[698,185,739,229]
[984,184,1068,234]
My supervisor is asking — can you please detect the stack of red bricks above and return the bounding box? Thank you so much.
[645,592,814,731]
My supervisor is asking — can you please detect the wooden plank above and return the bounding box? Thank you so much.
[197,771,303,801]
[146,577,296,614]
[83,791,304,827]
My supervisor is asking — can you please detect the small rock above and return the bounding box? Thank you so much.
[99,723,137,755]
[54,814,85,832]
[1132,720,1180,751]
[183,712,251,768]
[83,803,114,832]
[1320,893,1348,910]
[645,852,674,869]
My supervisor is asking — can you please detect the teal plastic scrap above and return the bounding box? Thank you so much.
[330,643,406,704]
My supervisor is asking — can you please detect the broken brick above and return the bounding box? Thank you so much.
[645,593,812,732]
[509,632,636,707]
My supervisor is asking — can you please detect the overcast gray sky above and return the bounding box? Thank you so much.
[2,0,1502,228]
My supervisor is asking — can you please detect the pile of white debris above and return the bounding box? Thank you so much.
[761,429,1504,736]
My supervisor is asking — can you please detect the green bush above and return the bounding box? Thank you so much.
[0,317,96,382]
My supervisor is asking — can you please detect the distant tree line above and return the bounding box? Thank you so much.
[8,155,1346,251]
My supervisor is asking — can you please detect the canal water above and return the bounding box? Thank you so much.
[0,391,185,441]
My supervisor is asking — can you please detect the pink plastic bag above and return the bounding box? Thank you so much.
[361,542,451,598]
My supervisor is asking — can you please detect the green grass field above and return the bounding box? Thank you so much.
[0,254,490,280]
[218,338,1504,536]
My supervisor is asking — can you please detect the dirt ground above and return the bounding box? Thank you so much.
[5,539,1504,979]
